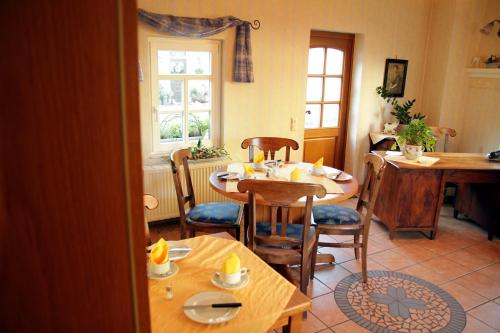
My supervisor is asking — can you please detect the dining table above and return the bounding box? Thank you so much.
[209,161,359,264]
[148,232,310,333]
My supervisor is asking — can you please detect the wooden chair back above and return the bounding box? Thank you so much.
[143,194,159,245]
[237,180,326,252]
[170,149,196,236]
[241,137,299,162]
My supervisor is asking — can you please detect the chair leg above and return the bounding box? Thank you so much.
[354,233,360,260]
[300,256,309,296]
[310,229,320,279]
[361,244,368,283]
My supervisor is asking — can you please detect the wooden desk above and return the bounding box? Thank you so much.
[374,152,500,239]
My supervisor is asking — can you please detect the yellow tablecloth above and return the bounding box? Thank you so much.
[149,235,296,333]
[225,163,344,194]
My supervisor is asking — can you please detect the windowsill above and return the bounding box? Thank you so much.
[466,68,500,78]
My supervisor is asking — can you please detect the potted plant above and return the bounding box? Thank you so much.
[391,119,436,160]
[376,86,425,126]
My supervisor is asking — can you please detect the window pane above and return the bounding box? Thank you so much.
[324,78,341,101]
[307,48,324,75]
[189,112,210,140]
[323,104,339,127]
[305,104,321,129]
[186,52,211,75]
[159,113,183,142]
[325,49,343,75]
[158,50,186,75]
[188,80,211,109]
[159,80,183,111]
[306,77,323,102]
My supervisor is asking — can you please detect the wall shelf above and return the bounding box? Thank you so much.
[466,68,500,78]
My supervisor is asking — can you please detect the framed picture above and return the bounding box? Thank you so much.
[382,59,408,97]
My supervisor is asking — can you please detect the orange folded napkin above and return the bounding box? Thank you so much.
[313,157,324,167]
[254,151,265,164]
[223,253,240,274]
[290,167,301,181]
[150,238,169,264]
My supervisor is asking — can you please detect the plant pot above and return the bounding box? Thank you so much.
[403,144,423,160]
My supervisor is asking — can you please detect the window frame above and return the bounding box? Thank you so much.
[148,37,221,153]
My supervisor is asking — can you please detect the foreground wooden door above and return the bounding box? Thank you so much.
[1,1,150,332]
[303,31,353,169]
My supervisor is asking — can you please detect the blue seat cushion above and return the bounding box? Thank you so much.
[256,223,311,239]
[312,205,361,225]
[187,202,241,225]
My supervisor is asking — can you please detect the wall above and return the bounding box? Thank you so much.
[421,0,500,153]
[138,0,432,177]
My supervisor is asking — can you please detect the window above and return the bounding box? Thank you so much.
[149,38,221,152]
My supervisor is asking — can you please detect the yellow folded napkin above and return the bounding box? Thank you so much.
[150,238,169,264]
[313,157,324,167]
[223,253,240,274]
[243,163,255,176]
[254,151,265,163]
[290,167,301,181]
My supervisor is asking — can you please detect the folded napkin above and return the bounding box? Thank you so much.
[243,163,255,176]
[290,166,301,181]
[254,151,265,163]
[150,238,169,264]
[313,157,324,167]
[223,253,240,274]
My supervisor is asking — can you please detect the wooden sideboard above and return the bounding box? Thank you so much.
[373,152,500,240]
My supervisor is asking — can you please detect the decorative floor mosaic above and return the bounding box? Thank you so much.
[334,271,466,333]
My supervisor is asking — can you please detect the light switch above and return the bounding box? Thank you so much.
[290,117,297,131]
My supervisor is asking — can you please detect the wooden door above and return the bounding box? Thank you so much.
[0,1,150,332]
[303,31,354,169]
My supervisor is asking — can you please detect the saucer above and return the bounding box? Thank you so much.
[211,272,250,290]
[147,261,179,280]
[183,291,240,324]
[327,172,352,182]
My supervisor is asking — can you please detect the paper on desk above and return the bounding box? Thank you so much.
[385,155,440,167]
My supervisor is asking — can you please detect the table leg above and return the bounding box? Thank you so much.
[431,173,446,240]
[284,313,303,333]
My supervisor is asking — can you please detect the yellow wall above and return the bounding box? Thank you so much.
[138,0,432,177]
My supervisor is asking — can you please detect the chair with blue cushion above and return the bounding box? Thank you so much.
[241,137,299,162]
[170,149,243,240]
[237,179,326,295]
[311,153,386,283]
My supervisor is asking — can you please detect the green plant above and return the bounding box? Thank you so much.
[190,139,229,160]
[376,86,425,125]
[160,123,182,140]
[391,119,436,151]
[188,114,209,138]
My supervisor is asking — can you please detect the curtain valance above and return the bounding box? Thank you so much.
[138,9,254,82]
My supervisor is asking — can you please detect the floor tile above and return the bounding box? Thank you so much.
[463,314,498,333]
[440,281,488,311]
[477,263,500,282]
[462,243,500,262]
[330,320,371,333]
[316,329,334,333]
[418,257,472,282]
[313,264,352,290]
[310,293,348,327]
[453,271,500,299]
[468,301,500,330]
[495,297,500,305]
[414,237,464,255]
[369,249,417,270]
[301,311,328,333]
[443,248,495,270]
[317,246,355,264]
[307,278,333,299]
[340,258,388,274]
[398,264,449,285]
[390,244,437,263]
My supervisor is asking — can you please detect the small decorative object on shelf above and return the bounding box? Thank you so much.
[391,119,436,160]
[485,54,500,68]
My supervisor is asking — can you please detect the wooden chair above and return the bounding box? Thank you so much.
[237,179,326,295]
[143,194,159,246]
[241,137,299,162]
[311,153,386,283]
[170,148,244,240]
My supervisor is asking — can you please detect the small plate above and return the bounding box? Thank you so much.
[211,273,250,290]
[327,172,352,182]
[183,291,240,324]
[147,261,179,280]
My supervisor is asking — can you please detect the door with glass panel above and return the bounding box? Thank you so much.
[304,31,353,169]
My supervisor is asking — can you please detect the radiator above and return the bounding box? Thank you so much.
[143,159,233,221]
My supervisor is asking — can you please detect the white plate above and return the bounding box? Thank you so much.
[326,172,352,182]
[147,261,179,280]
[183,291,240,324]
[211,272,250,290]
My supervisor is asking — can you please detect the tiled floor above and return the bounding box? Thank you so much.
[150,201,500,332]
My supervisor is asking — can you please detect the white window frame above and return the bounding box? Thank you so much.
[149,37,221,153]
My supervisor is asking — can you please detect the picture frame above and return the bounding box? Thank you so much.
[382,59,408,97]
